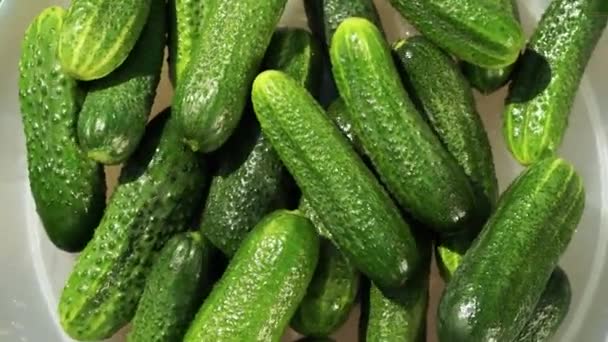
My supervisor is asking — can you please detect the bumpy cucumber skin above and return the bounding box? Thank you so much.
[461,0,520,94]
[252,70,421,289]
[59,0,152,80]
[200,28,321,257]
[77,0,166,165]
[291,239,360,337]
[438,158,585,342]
[331,18,478,233]
[326,98,365,155]
[388,0,524,68]
[18,7,105,252]
[59,111,207,340]
[128,231,212,342]
[515,267,571,342]
[173,0,288,152]
[168,0,206,84]
[184,210,319,342]
[394,35,498,221]
[304,0,383,47]
[504,0,608,165]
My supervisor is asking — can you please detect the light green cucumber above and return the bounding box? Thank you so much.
[168,0,206,84]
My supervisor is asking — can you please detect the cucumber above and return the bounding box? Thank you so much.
[387,0,524,68]
[461,0,520,94]
[168,0,206,84]
[326,98,364,155]
[173,0,288,152]
[18,7,105,252]
[438,157,585,342]
[200,28,321,257]
[298,197,333,240]
[252,70,421,289]
[331,18,479,233]
[291,239,360,337]
[360,235,430,342]
[77,0,166,165]
[504,0,608,165]
[184,210,319,342]
[59,0,152,80]
[128,231,212,342]
[515,267,572,342]
[304,0,383,47]
[435,232,474,282]
[393,35,498,221]
[58,110,207,340]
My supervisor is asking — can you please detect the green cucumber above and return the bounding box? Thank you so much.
[168,0,206,84]
[291,239,360,337]
[59,110,207,340]
[461,0,520,94]
[504,0,608,165]
[360,235,430,342]
[304,0,383,47]
[18,7,105,252]
[252,70,421,289]
[438,157,585,342]
[59,0,152,80]
[128,231,212,342]
[516,267,572,342]
[298,197,333,240]
[387,0,524,68]
[77,0,166,165]
[200,28,321,257]
[184,210,319,342]
[173,0,288,152]
[326,98,364,155]
[435,232,473,282]
[331,18,478,233]
[393,35,498,221]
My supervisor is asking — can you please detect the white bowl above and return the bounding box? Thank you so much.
[1,0,607,341]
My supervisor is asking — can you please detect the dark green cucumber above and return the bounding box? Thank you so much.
[77,0,166,165]
[461,0,520,94]
[128,231,212,342]
[331,18,478,233]
[184,210,319,342]
[360,235,430,342]
[387,0,524,68]
[252,70,421,289]
[393,35,498,221]
[200,28,321,257]
[18,7,105,252]
[504,0,608,165]
[291,239,360,337]
[304,0,383,47]
[438,157,585,342]
[173,0,288,152]
[59,110,207,340]
[59,0,152,80]
[168,0,206,84]
[516,267,572,342]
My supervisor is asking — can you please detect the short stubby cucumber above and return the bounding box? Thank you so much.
[252,70,421,289]
[168,0,206,84]
[18,6,105,252]
[200,28,321,257]
[59,0,152,80]
[291,239,360,337]
[304,0,383,47]
[438,158,585,342]
[184,210,319,342]
[128,231,212,342]
[173,0,288,152]
[58,110,207,340]
[461,0,521,94]
[331,18,479,233]
[515,267,572,342]
[504,0,608,165]
[387,0,524,68]
[394,35,498,220]
[77,0,166,165]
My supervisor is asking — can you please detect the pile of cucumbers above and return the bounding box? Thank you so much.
[17,0,606,340]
